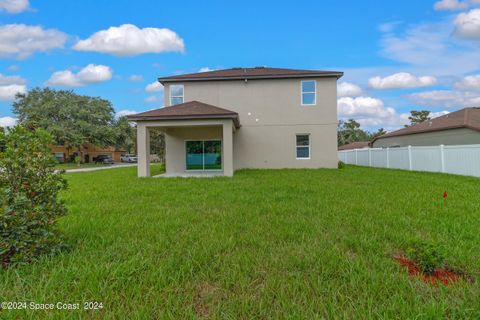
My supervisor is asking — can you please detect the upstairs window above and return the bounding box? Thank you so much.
[170,85,184,105]
[301,80,316,105]
[296,134,310,159]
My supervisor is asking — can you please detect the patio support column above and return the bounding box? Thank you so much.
[223,121,234,177]
[137,123,150,177]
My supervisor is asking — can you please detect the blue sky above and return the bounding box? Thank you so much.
[0,0,479,131]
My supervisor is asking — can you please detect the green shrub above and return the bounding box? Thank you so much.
[0,126,68,268]
[407,240,445,275]
[338,161,345,169]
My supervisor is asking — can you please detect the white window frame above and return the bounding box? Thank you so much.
[296,134,310,160]
[170,84,184,106]
[301,80,316,106]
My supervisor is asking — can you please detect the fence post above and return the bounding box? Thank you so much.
[386,148,390,168]
[368,148,372,166]
[408,145,412,170]
[355,149,358,165]
[440,144,445,173]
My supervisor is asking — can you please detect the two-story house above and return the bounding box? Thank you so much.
[128,67,343,176]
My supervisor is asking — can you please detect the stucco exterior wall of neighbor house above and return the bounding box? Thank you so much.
[373,128,480,148]
[163,77,339,170]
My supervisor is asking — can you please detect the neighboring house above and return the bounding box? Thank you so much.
[338,141,370,151]
[128,67,343,176]
[51,144,126,163]
[372,107,480,148]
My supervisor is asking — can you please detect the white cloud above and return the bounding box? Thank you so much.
[379,21,402,33]
[338,96,409,128]
[45,64,112,87]
[144,95,161,103]
[0,0,29,13]
[0,116,17,127]
[380,21,480,76]
[0,73,26,85]
[454,8,480,39]
[369,72,437,89]
[434,0,469,10]
[116,109,136,118]
[408,90,480,108]
[198,67,214,72]
[74,24,185,56]
[0,73,26,101]
[0,24,67,59]
[6,65,19,71]
[455,74,480,90]
[128,74,144,82]
[0,84,26,101]
[337,82,363,97]
[145,81,163,92]
[431,110,451,118]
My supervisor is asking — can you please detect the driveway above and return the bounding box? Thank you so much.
[64,163,137,173]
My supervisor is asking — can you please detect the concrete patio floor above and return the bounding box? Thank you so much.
[153,171,225,178]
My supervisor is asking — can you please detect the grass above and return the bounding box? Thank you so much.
[1,165,479,319]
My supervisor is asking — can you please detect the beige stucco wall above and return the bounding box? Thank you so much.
[163,77,338,171]
[373,128,480,148]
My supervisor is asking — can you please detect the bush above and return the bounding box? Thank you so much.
[338,161,345,169]
[74,155,81,166]
[407,240,445,275]
[0,126,68,268]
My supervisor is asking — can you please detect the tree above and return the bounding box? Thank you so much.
[114,116,136,154]
[149,129,165,163]
[0,126,68,267]
[405,110,431,127]
[13,88,116,162]
[371,128,387,139]
[338,119,370,146]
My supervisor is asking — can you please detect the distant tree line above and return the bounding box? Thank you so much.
[12,88,165,163]
[338,110,432,147]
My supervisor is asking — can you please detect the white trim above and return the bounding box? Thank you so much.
[295,133,311,159]
[184,139,223,171]
[301,80,316,106]
[170,84,184,106]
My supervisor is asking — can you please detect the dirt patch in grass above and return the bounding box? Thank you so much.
[193,281,219,318]
[394,255,472,286]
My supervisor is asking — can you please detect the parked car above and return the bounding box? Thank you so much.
[93,155,114,164]
[120,154,138,163]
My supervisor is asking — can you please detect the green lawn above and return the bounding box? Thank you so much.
[1,166,479,319]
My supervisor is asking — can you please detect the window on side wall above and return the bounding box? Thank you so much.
[296,134,310,159]
[301,80,316,105]
[170,84,184,105]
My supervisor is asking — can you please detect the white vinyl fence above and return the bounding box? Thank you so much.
[338,144,480,178]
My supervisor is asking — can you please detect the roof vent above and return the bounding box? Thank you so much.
[428,121,433,126]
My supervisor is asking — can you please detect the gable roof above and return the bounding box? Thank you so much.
[338,141,370,150]
[374,107,480,141]
[127,100,240,128]
[158,67,343,83]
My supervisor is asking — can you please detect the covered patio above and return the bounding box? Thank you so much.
[127,101,240,177]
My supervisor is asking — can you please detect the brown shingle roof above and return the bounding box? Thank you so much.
[159,67,343,83]
[338,141,370,150]
[127,100,240,128]
[374,107,480,141]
